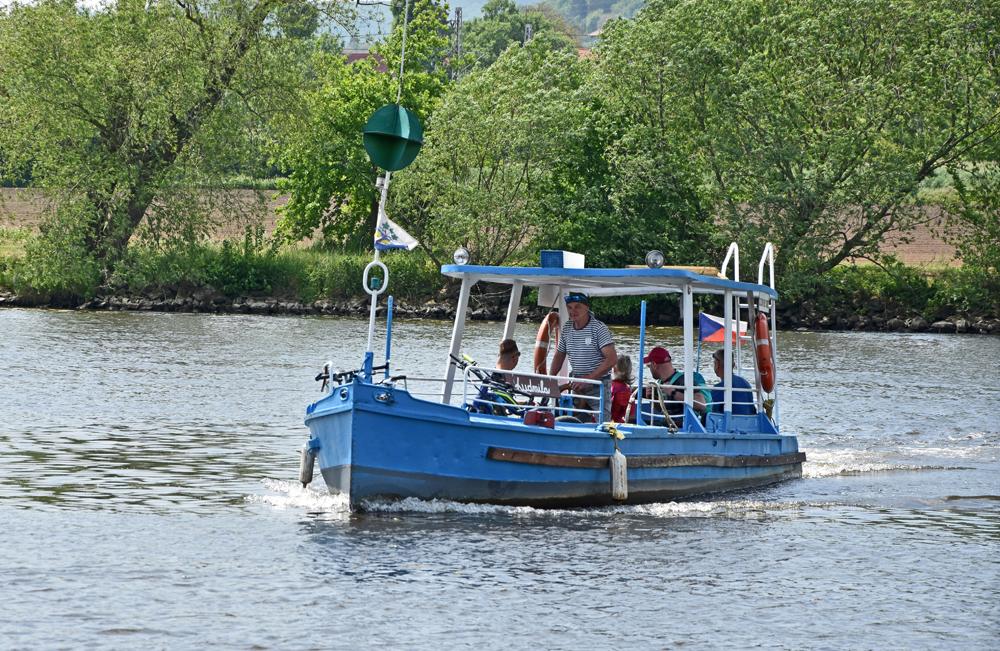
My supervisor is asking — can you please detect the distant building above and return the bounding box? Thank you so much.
[343,48,388,72]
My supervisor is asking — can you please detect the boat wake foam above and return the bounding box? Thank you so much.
[252,481,833,519]
[248,478,351,513]
[358,496,828,518]
[802,449,972,478]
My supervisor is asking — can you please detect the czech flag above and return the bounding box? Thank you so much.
[699,312,747,342]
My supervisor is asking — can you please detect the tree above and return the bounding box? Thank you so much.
[390,40,592,266]
[577,12,715,267]
[618,0,1000,278]
[0,0,351,279]
[459,0,578,71]
[273,0,450,249]
[541,0,644,35]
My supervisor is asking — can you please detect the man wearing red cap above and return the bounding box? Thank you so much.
[641,346,709,427]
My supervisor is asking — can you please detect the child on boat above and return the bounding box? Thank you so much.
[610,355,634,423]
[496,339,521,371]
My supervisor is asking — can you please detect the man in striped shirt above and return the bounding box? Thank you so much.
[548,292,618,422]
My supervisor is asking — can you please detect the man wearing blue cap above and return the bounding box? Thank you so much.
[548,292,617,422]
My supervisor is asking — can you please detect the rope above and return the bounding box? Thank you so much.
[636,381,678,432]
[396,0,413,104]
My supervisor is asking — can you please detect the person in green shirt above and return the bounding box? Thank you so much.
[641,346,710,427]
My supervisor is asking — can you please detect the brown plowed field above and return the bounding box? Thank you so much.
[0,188,958,266]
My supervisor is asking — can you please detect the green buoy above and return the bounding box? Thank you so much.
[362,104,423,171]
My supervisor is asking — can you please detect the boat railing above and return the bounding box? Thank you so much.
[632,381,696,426]
[385,375,452,401]
[461,366,604,422]
[631,380,762,425]
[721,242,740,282]
[757,242,775,289]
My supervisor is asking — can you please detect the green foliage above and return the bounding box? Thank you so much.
[104,236,441,302]
[927,266,1000,319]
[274,2,321,38]
[10,203,101,299]
[780,261,1000,321]
[213,176,283,191]
[112,224,301,298]
[459,0,578,70]
[204,225,280,296]
[541,0,644,34]
[0,0,349,276]
[945,161,1000,277]
[599,0,1000,279]
[539,7,716,268]
[274,0,450,249]
[380,250,441,299]
[0,226,29,260]
[110,242,213,292]
[391,40,592,265]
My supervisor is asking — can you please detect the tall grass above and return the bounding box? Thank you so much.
[107,234,442,303]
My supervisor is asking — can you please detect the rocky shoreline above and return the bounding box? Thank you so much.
[1,289,997,334]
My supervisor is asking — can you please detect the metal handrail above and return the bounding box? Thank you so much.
[721,242,740,282]
[461,366,604,420]
[757,242,775,289]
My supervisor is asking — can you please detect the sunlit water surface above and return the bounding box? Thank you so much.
[1,309,998,649]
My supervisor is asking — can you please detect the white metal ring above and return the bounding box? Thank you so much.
[363,260,389,296]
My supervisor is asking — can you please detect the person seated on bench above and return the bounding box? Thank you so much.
[610,355,634,423]
[642,346,709,427]
[710,348,756,416]
[496,339,520,372]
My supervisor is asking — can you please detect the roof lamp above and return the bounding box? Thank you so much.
[453,247,471,265]
[645,250,665,269]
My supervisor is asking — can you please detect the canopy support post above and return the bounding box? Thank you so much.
[723,289,733,418]
[501,281,523,341]
[442,275,475,403]
[636,300,647,426]
[682,283,694,411]
[555,285,569,377]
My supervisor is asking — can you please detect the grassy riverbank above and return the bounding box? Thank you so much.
[0,226,997,333]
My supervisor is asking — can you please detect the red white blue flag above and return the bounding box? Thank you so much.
[699,312,747,342]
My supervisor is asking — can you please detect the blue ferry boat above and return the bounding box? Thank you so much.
[298,244,804,510]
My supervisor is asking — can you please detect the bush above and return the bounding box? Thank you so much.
[292,249,440,303]
[927,266,1000,319]
[781,259,998,322]
[381,251,441,301]
[13,207,101,300]
[111,242,213,291]
[785,262,933,316]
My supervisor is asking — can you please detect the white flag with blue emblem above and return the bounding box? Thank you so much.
[374,204,419,251]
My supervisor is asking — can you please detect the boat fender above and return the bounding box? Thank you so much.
[604,423,628,501]
[533,311,560,374]
[299,440,320,487]
[754,313,776,393]
[610,449,628,501]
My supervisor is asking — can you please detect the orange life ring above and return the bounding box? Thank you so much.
[755,313,775,393]
[533,312,560,374]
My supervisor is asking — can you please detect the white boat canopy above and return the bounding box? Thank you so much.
[438,257,780,422]
[440,264,779,299]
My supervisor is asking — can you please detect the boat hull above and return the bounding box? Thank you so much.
[305,380,803,510]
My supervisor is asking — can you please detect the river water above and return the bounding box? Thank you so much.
[1,308,997,649]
